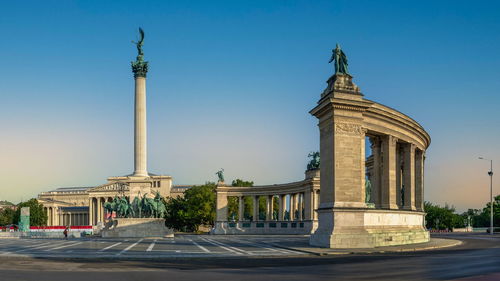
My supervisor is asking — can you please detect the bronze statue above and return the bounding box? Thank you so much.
[105,193,166,219]
[307,152,320,171]
[131,27,149,78]
[132,27,145,57]
[329,44,349,74]
[365,179,372,203]
[216,168,225,183]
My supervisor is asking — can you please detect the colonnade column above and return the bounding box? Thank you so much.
[52,208,57,226]
[403,143,416,210]
[266,195,273,220]
[381,135,398,209]
[396,144,403,207]
[313,191,319,220]
[252,196,259,221]
[279,195,285,221]
[290,194,296,221]
[238,196,244,221]
[304,190,312,220]
[88,198,93,225]
[298,193,303,221]
[370,137,382,207]
[415,149,425,211]
[98,198,103,223]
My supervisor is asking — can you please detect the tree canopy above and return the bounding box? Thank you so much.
[424,195,500,231]
[164,182,216,232]
[14,199,47,226]
[0,208,16,226]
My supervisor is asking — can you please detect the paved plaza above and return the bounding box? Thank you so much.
[0,234,498,281]
[0,235,308,259]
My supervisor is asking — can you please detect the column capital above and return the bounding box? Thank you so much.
[369,135,381,147]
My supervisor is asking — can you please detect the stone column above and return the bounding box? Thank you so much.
[396,144,403,208]
[304,190,312,220]
[279,195,285,221]
[415,149,425,211]
[298,193,304,221]
[370,137,382,207]
[314,190,320,220]
[290,194,296,221]
[215,190,228,222]
[238,196,244,221]
[131,52,149,177]
[403,143,416,210]
[88,198,93,225]
[266,195,274,221]
[252,196,259,221]
[381,135,399,209]
[97,198,102,224]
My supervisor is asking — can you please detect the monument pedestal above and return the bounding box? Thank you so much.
[101,218,174,238]
[309,208,429,248]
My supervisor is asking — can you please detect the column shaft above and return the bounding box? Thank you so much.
[298,193,303,221]
[252,196,259,221]
[88,198,93,225]
[403,143,416,210]
[396,144,403,207]
[370,137,382,207]
[133,76,148,177]
[279,195,285,221]
[290,194,295,221]
[238,196,244,221]
[304,190,312,220]
[415,150,425,211]
[381,135,398,209]
[266,195,273,221]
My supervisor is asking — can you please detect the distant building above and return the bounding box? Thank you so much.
[0,201,16,211]
[38,184,192,226]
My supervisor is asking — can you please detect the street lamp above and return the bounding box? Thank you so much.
[479,157,494,235]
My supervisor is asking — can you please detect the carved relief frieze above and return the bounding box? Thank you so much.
[334,122,364,136]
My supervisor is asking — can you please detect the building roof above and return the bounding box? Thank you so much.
[47,187,94,192]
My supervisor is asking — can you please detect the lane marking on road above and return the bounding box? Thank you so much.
[99,242,122,252]
[0,241,51,255]
[14,241,73,253]
[45,242,83,251]
[230,238,304,255]
[146,240,156,252]
[226,238,291,254]
[116,239,143,256]
[188,238,210,253]
[200,237,247,255]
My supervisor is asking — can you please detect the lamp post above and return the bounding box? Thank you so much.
[479,157,494,235]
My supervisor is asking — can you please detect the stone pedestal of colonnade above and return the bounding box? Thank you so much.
[309,71,429,248]
[212,181,229,234]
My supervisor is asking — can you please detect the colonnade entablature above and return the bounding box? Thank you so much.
[212,169,320,235]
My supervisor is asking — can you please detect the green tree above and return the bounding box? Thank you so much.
[424,201,463,230]
[0,208,15,226]
[164,196,191,232]
[164,182,216,232]
[479,195,500,228]
[14,199,47,226]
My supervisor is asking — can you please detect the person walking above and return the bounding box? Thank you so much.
[63,227,69,240]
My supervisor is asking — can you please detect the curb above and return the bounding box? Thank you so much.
[272,238,463,256]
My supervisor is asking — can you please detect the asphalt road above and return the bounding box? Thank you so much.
[0,233,498,281]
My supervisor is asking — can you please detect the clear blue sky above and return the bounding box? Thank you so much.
[1,0,499,211]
